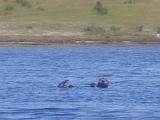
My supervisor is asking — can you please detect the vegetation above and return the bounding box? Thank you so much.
[110,26,121,32]
[0,0,160,36]
[136,25,143,32]
[4,4,14,11]
[157,27,160,34]
[94,1,107,15]
[26,25,33,30]
[124,0,136,4]
[84,25,106,34]
[15,0,32,8]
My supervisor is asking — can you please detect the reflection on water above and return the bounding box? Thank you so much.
[0,45,160,120]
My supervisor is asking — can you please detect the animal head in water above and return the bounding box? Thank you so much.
[97,78,109,88]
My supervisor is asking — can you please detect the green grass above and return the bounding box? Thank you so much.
[0,0,160,36]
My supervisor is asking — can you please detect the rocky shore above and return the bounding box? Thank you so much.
[0,35,160,46]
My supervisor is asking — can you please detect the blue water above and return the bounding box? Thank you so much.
[0,45,160,120]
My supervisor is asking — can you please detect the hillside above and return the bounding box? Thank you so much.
[0,0,160,37]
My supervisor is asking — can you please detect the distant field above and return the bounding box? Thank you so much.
[0,0,160,37]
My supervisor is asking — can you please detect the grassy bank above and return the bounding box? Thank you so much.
[0,0,160,37]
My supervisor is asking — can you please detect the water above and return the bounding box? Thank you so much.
[0,45,160,120]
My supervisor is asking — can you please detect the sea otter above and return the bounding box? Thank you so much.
[57,80,74,88]
[97,78,109,88]
[90,78,109,88]
[58,78,109,88]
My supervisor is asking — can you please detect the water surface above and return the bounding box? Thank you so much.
[0,45,160,120]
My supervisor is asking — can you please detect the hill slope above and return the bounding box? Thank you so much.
[0,0,160,36]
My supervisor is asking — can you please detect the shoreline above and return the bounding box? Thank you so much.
[0,35,160,46]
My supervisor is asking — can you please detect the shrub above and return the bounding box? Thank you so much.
[15,0,32,8]
[124,0,136,4]
[84,25,106,34]
[94,1,107,15]
[16,0,23,3]
[21,1,31,8]
[110,26,120,32]
[26,25,33,29]
[37,6,45,11]
[136,25,143,32]
[157,27,160,33]
[4,4,14,11]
